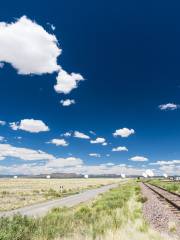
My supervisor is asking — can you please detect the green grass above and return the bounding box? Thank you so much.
[147,179,180,194]
[0,182,171,240]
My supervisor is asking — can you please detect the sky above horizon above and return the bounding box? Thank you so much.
[0,0,180,176]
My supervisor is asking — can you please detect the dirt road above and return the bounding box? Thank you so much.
[0,183,118,218]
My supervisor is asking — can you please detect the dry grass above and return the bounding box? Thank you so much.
[0,178,121,211]
[0,181,175,240]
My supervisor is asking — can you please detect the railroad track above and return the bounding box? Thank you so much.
[143,182,180,218]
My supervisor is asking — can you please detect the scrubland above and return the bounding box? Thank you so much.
[0,181,174,240]
[0,178,121,211]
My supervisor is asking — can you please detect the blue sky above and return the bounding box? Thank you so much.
[0,0,180,176]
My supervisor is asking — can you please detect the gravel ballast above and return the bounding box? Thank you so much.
[140,182,180,239]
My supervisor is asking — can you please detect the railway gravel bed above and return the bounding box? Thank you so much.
[140,182,180,239]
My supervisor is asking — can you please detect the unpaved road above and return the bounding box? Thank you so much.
[0,183,118,218]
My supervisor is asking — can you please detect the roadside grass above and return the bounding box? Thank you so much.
[0,182,172,240]
[147,179,180,194]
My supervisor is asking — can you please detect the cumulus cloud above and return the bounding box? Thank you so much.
[0,143,54,161]
[60,99,75,106]
[0,16,60,74]
[0,16,84,96]
[113,128,135,137]
[90,137,106,144]
[10,119,49,133]
[149,160,180,165]
[89,153,101,158]
[129,156,148,162]
[54,70,84,94]
[112,146,128,152]
[0,120,6,126]
[74,131,90,139]
[50,138,68,147]
[159,103,179,111]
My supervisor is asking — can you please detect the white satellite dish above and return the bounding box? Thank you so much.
[142,172,148,178]
[121,173,126,178]
[163,173,168,178]
[84,174,89,179]
[145,169,154,177]
[14,176,18,179]
[46,175,51,179]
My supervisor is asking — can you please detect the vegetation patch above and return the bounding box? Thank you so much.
[0,181,170,240]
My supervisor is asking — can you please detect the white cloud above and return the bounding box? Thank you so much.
[0,16,84,96]
[54,70,84,94]
[74,131,90,139]
[50,138,68,147]
[0,16,60,75]
[106,162,114,166]
[46,157,83,168]
[129,156,148,162]
[159,165,180,175]
[60,99,75,106]
[0,146,150,176]
[10,119,49,133]
[149,160,180,165]
[0,143,54,161]
[113,128,135,137]
[112,146,128,152]
[62,132,72,137]
[90,137,106,144]
[89,153,101,158]
[0,136,6,142]
[159,103,179,111]
[0,120,6,126]
[102,142,108,146]
[89,131,96,135]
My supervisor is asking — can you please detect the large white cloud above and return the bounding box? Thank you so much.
[50,138,68,147]
[54,70,84,94]
[129,156,148,162]
[0,16,60,74]
[0,16,84,95]
[113,128,135,137]
[0,143,54,161]
[10,119,49,133]
[112,146,128,152]
[159,103,179,111]
[74,131,90,139]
